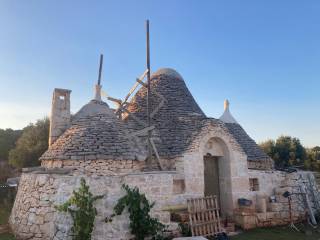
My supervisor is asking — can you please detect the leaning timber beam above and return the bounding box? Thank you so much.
[150,138,164,170]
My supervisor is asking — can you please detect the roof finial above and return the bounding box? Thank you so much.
[94,54,103,101]
[224,99,230,111]
[219,99,238,124]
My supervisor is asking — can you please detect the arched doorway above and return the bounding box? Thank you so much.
[202,137,232,216]
[204,154,220,199]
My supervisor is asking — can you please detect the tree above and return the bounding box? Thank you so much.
[8,118,49,168]
[259,139,276,159]
[259,136,307,168]
[0,128,22,162]
[305,146,320,171]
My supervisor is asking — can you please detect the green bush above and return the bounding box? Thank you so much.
[112,184,165,240]
[55,178,103,240]
[178,222,191,237]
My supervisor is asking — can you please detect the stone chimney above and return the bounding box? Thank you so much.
[49,88,71,146]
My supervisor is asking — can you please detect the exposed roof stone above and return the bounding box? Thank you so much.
[40,100,147,161]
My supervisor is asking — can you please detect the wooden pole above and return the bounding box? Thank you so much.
[146,20,152,161]
[98,54,103,86]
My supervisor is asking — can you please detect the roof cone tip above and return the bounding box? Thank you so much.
[224,99,230,110]
[219,99,238,124]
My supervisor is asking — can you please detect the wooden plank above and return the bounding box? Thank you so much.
[150,138,164,170]
[210,196,218,233]
[136,78,147,87]
[107,96,122,105]
[200,198,204,235]
[201,198,206,235]
[207,197,214,235]
[192,220,220,227]
[204,198,210,235]
[197,198,202,236]
[188,199,195,237]
[188,208,219,213]
[214,196,222,232]
[123,69,149,105]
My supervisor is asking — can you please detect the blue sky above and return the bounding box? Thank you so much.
[0,1,319,147]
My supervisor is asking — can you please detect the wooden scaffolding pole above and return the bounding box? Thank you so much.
[97,54,103,86]
[146,20,152,161]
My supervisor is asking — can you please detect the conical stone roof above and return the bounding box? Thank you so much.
[127,68,205,120]
[40,100,147,161]
[126,68,271,163]
[125,68,207,157]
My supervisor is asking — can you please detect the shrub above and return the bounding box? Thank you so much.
[55,178,103,240]
[178,222,191,237]
[112,184,165,240]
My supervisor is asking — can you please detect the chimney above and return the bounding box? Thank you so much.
[49,88,71,146]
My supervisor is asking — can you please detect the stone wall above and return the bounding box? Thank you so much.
[247,159,274,170]
[41,159,146,176]
[234,170,320,229]
[10,171,186,240]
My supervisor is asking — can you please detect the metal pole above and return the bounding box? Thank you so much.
[146,20,152,161]
[98,54,103,86]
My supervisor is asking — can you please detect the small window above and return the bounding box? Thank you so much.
[249,178,259,191]
[59,95,65,100]
[173,179,185,194]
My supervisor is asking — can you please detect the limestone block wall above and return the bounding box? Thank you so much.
[247,159,274,170]
[235,170,320,229]
[247,170,318,204]
[41,159,146,176]
[247,170,286,200]
[10,171,186,240]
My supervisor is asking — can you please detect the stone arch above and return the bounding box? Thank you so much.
[199,135,234,216]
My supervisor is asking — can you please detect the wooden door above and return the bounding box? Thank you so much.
[204,155,220,204]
